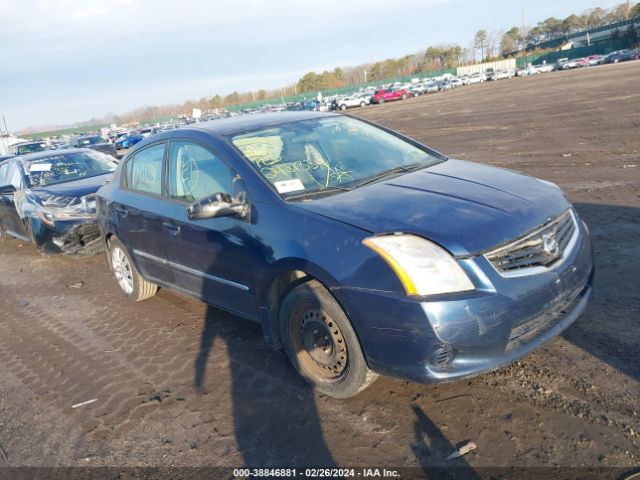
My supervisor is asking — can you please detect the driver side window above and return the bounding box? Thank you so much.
[167,142,234,203]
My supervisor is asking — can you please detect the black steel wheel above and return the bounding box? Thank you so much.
[279,280,377,398]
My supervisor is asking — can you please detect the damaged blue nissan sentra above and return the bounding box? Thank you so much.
[95,112,593,398]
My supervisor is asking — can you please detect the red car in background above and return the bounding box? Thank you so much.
[371,88,412,104]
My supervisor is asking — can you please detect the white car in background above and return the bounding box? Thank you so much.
[410,83,427,96]
[423,81,439,93]
[467,72,486,84]
[337,95,369,110]
[533,64,555,73]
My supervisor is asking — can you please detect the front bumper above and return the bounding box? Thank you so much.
[30,216,104,256]
[334,220,594,384]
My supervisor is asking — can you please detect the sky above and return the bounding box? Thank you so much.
[0,0,624,132]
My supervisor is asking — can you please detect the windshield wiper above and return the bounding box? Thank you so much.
[285,185,351,201]
[350,162,426,189]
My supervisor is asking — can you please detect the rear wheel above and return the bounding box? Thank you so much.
[108,237,157,301]
[378,97,385,104]
[401,93,407,100]
[340,104,347,110]
[279,280,377,398]
[360,101,366,107]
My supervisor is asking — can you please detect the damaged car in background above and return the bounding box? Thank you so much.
[0,149,117,255]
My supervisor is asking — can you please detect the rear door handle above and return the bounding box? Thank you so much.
[162,222,180,235]
[115,206,128,217]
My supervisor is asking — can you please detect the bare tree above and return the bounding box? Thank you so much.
[474,30,488,61]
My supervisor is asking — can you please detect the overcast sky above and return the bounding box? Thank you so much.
[0,0,623,131]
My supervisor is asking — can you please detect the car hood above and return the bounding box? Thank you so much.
[32,173,113,198]
[293,159,570,256]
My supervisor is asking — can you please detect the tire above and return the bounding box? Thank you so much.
[340,104,347,110]
[378,97,385,104]
[108,237,157,301]
[360,101,366,107]
[279,280,377,398]
[401,94,407,100]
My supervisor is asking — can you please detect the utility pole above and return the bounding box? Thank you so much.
[521,5,526,51]
[2,116,9,135]
[363,70,367,83]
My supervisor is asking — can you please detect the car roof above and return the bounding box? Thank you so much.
[14,141,46,146]
[10,148,94,163]
[188,111,339,136]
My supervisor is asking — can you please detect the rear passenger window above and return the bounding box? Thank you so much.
[168,142,234,202]
[126,143,165,195]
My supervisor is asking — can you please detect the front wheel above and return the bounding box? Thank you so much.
[378,97,385,104]
[360,101,366,107]
[108,237,157,301]
[279,280,377,398]
[340,104,347,110]
[401,94,407,100]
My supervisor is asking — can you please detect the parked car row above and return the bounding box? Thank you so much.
[0,111,594,399]
[9,134,117,157]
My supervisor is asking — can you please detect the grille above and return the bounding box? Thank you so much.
[485,210,577,275]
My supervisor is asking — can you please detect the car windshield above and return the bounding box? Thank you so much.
[25,150,117,187]
[231,116,444,199]
[77,136,104,145]
[17,143,47,155]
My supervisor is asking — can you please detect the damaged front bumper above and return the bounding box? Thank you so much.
[29,216,103,255]
[15,190,104,255]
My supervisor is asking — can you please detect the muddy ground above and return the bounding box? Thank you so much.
[0,61,639,477]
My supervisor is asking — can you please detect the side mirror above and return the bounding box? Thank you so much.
[0,184,16,195]
[187,192,248,221]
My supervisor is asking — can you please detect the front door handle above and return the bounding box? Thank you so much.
[115,206,128,217]
[162,222,180,235]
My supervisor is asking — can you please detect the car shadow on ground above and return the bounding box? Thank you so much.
[562,203,640,383]
[411,405,482,478]
[194,301,338,467]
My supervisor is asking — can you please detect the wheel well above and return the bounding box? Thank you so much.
[265,270,312,350]
[103,233,116,270]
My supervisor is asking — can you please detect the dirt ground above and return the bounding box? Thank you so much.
[0,61,639,478]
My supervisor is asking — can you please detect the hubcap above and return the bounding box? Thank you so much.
[293,308,347,381]
[111,247,134,294]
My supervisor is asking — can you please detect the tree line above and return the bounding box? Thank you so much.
[63,2,640,130]
[499,3,640,55]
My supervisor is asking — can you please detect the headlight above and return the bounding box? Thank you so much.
[28,192,96,226]
[363,234,474,296]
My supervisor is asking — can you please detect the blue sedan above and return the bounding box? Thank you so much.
[115,133,144,150]
[96,112,593,398]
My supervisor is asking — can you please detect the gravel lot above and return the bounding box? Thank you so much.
[0,61,639,477]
